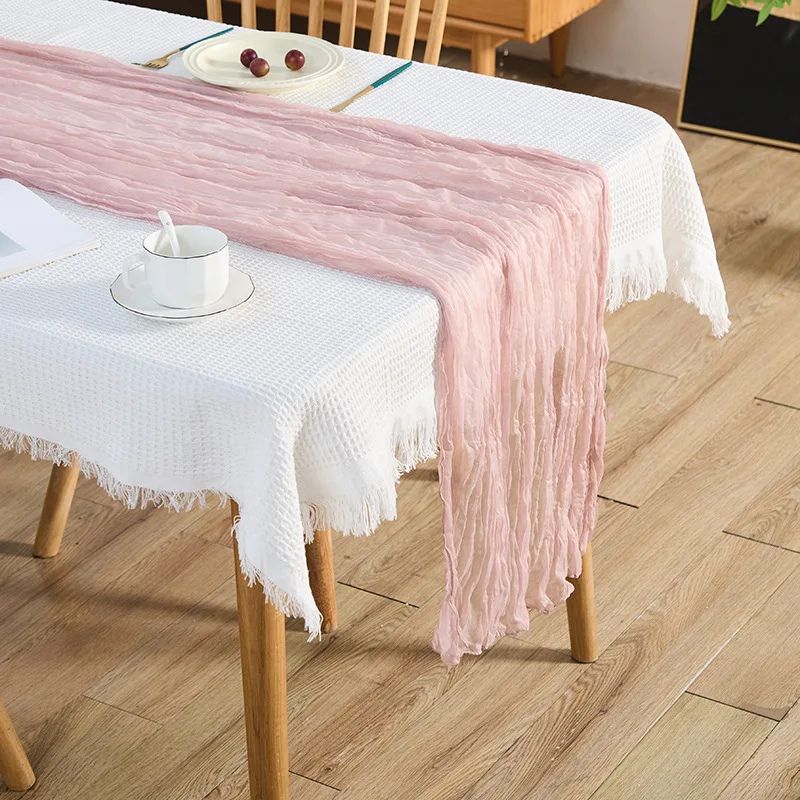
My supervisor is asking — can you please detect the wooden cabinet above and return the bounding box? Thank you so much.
[250,0,604,76]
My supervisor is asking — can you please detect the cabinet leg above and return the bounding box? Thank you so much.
[33,457,80,559]
[0,697,35,792]
[306,529,338,634]
[566,542,598,663]
[470,33,497,76]
[232,502,290,800]
[549,23,570,78]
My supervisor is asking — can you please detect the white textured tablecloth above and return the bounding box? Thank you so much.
[0,0,728,635]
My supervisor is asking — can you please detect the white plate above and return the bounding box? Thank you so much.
[182,31,344,93]
[111,265,255,320]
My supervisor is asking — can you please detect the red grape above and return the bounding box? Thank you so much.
[284,49,305,71]
[240,48,258,67]
[249,57,270,77]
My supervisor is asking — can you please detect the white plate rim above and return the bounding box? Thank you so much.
[182,31,345,93]
[110,266,255,321]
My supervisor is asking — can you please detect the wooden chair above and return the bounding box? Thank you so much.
[0,697,35,792]
[206,0,451,67]
[31,459,596,800]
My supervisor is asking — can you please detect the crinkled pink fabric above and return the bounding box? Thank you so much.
[0,40,609,664]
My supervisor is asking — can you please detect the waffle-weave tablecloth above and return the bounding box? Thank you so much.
[0,0,728,638]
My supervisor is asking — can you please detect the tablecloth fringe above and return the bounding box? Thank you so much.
[0,412,439,640]
[606,246,731,338]
[300,408,439,541]
[0,426,228,513]
[0,424,323,633]
[229,508,326,636]
[666,268,731,339]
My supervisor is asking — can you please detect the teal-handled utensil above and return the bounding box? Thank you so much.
[134,26,235,70]
[330,61,413,113]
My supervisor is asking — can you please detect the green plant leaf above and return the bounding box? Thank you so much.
[757,1,774,23]
[711,0,728,19]
[710,0,793,23]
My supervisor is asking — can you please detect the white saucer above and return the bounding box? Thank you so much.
[110,265,254,320]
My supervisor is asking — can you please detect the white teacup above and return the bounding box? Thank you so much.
[126,225,229,309]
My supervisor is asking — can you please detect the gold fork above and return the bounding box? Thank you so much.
[134,26,234,70]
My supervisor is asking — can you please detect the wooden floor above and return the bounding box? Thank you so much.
[3,52,800,800]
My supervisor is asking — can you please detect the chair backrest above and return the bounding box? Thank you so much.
[213,0,450,66]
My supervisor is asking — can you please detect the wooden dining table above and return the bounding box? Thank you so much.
[0,0,727,797]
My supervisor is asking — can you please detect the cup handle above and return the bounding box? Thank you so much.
[123,255,145,291]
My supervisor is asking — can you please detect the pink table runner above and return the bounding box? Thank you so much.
[0,40,609,664]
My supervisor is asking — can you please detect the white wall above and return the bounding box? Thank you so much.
[509,0,696,88]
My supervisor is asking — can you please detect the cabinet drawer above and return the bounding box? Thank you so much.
[527,0,602,39]
[420,0,526,30]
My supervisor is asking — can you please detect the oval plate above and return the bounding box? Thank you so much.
[183,31,344,93]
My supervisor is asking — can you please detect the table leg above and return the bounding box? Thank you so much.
[548,22,570,78]
[470,33,497,76]
[0,697,35,792]
[231,502,290,800]
[33,457,80,559]
[305,529,338,634]
[566,542,598,663]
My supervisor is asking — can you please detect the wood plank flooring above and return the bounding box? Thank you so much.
[2,53,800,800]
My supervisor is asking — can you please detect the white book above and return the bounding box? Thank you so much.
[0,179,99,278]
